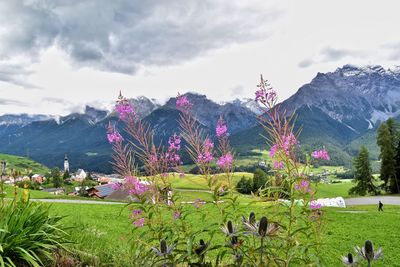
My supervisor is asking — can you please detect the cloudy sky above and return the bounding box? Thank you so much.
[0,0,400,115]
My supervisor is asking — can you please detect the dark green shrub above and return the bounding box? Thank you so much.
[252,168,268,192]
[236,176,253,194]
[0,201,69,266]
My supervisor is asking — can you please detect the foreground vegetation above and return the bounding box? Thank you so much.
[45,202,399,266]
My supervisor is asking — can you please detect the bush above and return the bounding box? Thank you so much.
[0,201,69,266]
[16,180,41,190]
[236,176,253,194]
[252,168,268,192]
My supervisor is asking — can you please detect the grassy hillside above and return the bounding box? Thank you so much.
[345,129,379,159]
[0,153,49,174]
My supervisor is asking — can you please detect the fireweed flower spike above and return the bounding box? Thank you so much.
[310,200,323,210]
[176,93,192,111]
[312,149,330,161]
[295,179,311,194]
[115,93,135,120]
[124,176,149,196]
[355,240,383,266]
[255,75,277,106]
[133,218,145,227]
[106,123,123,144]
[216,118,228,137]
[216,153,233,169]
[342,253,358,266]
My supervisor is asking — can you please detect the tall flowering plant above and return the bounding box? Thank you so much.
[177,94,236,214]
[108,83,329,265]
[255,75,329,265]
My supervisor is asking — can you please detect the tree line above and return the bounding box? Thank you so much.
[350,118,400,195]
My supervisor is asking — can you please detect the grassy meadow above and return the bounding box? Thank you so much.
[47,201,400,266]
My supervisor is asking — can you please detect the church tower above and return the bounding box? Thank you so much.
[64,154,69,173]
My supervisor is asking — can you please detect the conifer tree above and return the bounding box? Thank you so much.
[377,121,396,192]
[393,139,400,194]
[349,146,376,196]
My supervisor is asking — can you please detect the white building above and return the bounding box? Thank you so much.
[75,169,87,179]
[64,154,69,172]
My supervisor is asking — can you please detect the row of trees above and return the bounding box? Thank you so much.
[377,118,400,194]
[350,118,400,195]
[236,168,269,194]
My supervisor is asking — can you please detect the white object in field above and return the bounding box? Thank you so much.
[312,197,346,208]
[278,197,346,208]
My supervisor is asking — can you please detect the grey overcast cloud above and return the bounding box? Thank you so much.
[0,0,400,115]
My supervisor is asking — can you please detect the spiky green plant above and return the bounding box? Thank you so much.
[0,201,69,267]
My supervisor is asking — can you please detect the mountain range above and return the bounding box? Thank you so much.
[0,64,398,173]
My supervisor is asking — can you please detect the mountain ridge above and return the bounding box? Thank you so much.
[1,64,399,172]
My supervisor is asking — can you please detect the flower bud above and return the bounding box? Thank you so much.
[258,216,268,237]
[227,221,234,234]
[249,212,256,225]
[160,239,167,254]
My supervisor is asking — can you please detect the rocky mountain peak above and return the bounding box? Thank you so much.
[282,64,400,132]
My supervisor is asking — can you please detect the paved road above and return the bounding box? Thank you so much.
[30,198,125,205]
[345,196,400,206]
[27,196,400,206]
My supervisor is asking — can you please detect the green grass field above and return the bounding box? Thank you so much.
[0,153,49,174]
[47,202,399,266]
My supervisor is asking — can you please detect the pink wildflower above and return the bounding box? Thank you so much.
[255,76,277,105]
[281,133,297,155]
[173,211,181,220]
[269,133,298,159]
[216,118,228,138]
[133,218,145,227]
[132,209,142,216]
[116,102,135,120]
[166,134,182,166]
[204,138,214,150]
[310,200,322,210]
[269,144,278,158]
[176,94,192,110]
[273,160,284,169]
[295,179,311,193]
[197,138,214,164]
[150,154,158,164]
[216,153,233,169]
[125,176,149,196]
[193,198,205,209]
[179,172,185,178]
[111,182,122,190]
[168,134,181,150]
[312,149,330,161]
[107,123,123,144]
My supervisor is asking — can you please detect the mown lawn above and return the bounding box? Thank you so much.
[48,201,400,266]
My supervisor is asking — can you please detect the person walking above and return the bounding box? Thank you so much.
[378,201,384,211]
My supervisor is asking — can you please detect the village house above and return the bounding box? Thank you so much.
[31,174,46,184]
[87,184,116,199]
[43,188,65,195]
